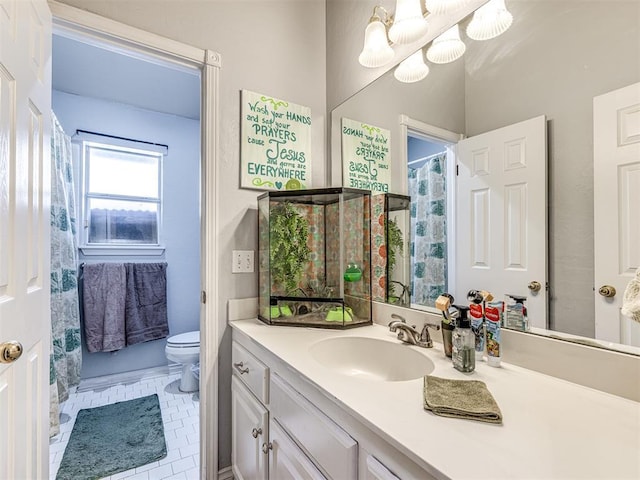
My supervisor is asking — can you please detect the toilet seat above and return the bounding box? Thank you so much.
[167,331,200,348]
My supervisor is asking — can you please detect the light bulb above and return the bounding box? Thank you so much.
[394,50,430,83]
[425,0,468,16]
[467,0,513,41]
[388,0,429,45]
[358,17,394,68]
[426,24,466,64]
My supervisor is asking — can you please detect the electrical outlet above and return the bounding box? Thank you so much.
[232,250,254,273]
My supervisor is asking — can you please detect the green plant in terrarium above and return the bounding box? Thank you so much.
[269,202,311,296]
[386,217,406,303]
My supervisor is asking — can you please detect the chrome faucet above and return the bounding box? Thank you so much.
[388,315,440,348]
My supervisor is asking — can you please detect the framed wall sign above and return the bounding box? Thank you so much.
[240,90,312,190]
[341,117,390,193]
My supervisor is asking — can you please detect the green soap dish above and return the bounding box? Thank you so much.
[267,305,293,318]
[344,263,362,282]
[325,306,353,322]
[343,272,362,282]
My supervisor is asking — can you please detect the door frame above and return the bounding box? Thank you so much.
[399,114,462,312]
[48,2,221,478]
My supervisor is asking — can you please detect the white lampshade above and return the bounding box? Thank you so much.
[466,0,513,41]
[426,24,466,64]
[394,50,430,83]
[388,0,429,45]
[425,0,468,15]
[358,17,395,68]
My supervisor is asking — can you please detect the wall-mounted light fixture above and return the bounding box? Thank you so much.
[377,0,514,83]
[358,0,429,69]
[466,0,513,40]
[425,0,469,16]
[426,24,466,64]
[393,50,430,83]
[388,0,430,44]
[358,6,395,68]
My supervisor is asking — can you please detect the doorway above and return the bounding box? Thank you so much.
[407,132,455,310]
[50,30,202,478]
[48,3,220,477]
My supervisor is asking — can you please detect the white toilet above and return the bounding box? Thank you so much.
[165,331,200,393]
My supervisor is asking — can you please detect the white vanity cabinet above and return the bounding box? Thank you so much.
[360,453,401,480]
[231,334,433,480]
[231,376,268,480]
[231,342,270,480]
[270,373,358,479]
[232,340,353,479]
[268,419,327,479]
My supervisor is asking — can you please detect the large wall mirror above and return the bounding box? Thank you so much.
[330,0,640,355]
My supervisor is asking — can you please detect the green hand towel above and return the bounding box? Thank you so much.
[423,375,503,424]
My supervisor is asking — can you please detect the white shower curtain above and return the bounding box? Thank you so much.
[50,113,82,436]
[408,151,448,307]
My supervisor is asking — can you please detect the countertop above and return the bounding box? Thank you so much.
[230,319,640,480]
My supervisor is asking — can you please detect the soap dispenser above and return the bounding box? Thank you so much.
[451,305,475,373]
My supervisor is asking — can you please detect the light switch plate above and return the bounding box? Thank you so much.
[232,250,254,273]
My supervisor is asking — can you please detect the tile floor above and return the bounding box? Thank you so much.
[49,370,200,480]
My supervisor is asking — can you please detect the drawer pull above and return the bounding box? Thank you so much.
[262,442,272,454]
[251,427,262,438]
[233,361,249,374]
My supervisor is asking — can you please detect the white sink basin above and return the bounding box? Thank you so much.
[309,336,435,382]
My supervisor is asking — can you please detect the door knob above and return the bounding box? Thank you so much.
[598,285,616,298]
[528,281,542,293]
[0,341,23,364]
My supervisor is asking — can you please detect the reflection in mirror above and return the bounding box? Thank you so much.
[407,135,452,309]
[371,194,411,307]
[330,0,640,355]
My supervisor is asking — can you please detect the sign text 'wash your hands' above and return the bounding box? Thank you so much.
[341,117,390,193]
[241,90,312,191]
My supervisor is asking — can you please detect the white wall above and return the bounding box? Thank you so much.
[55,0,328,469]
[52,90,201,378]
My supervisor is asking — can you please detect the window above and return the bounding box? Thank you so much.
[80,140,163,249]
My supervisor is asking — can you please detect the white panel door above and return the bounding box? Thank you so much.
[269,419,326,480]
[594,82,640,346]
[456,116,547,328]
[232,376,269,480]
[0,0,52,478]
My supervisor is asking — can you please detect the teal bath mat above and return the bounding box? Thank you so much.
[56,394,167,480]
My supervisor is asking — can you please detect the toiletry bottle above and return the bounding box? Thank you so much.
[467,290,485,361]
[514,295,529,331]
[451,305,475,373]
[506,294,528,331]
[435,293,455,357]
[485,304,502,367]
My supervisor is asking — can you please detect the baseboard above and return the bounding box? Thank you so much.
[77,364,181,392]
[217,466,234,480]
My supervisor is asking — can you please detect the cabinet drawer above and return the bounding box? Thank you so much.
[232,341,269,404]
[363,455,400,480]
[270,373,357,480]
[270,419,327,480]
